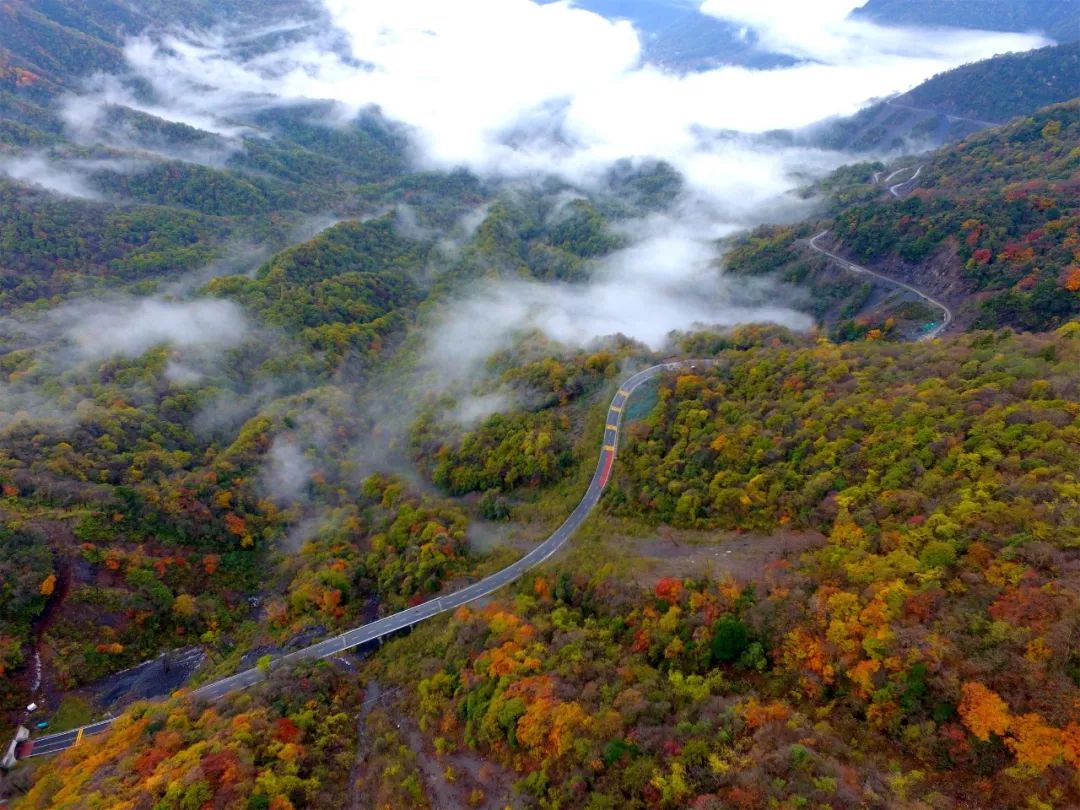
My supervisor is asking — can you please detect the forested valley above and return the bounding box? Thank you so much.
[0,1,1077,808]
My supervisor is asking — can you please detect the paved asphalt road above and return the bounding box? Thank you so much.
[19,719,113,758]
[808,230,953,340]
[25,360,702,757]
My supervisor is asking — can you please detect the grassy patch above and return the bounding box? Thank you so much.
[44,694,94,733]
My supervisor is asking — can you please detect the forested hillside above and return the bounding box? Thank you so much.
[733,101,1080,337]
[369,325,1080,809]
[852,0,1080,42]
[812,43,1080,152]
[0,180,638,713]
[0,0,310,132]
[20,324,1079,809]
[16,662,361,809]
[0,0,411,317]
[536,0,794,70]
[899,43,1080,125]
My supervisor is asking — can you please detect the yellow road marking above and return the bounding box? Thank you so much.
[606,424,619,431]
[617,389,629,397]
[603,444,616,452]
[74,728,84,747]
[610,405,622,413]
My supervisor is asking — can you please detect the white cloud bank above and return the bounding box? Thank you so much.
[49,0,1046,353]
[307,0,1044,185]
[429,210,812,364]
[699,0,1045,64]
[72,0,1045,203]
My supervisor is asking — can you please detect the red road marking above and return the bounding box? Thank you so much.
[599,449,614,488]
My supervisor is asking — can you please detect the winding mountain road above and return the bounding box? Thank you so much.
[21,162,958,759]
[22,361,703,758]
[884,98,1001,130]
[808,230,952,340]
[876,164,923,198]
[888,165,922,198]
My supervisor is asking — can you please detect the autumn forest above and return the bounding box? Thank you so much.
[0,1,1079,809]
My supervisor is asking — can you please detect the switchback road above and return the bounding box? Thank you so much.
[24,360,703,757]
[808,230,952,340]
[877,164,923,198]
[889,165,922,198]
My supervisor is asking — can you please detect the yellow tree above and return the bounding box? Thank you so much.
[958,682,1010,742]
[39,573,57,596]
[1006,714,1063,771]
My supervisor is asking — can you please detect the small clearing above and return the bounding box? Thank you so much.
[612,526,826,587]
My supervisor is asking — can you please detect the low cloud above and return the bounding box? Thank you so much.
[2,296,252,367]
[60,298,249,361]
[0,154,103,200]
[49,0,1043,203]
[302,0,1043,192]
[0,296,255,434]
[428,211,811,365]
[0,151,154,200]
[699,0,1045,64]
[0,384,70,430]
[62,66,255,143]
[193,379,289,436]
[262,437,314,504]
[449,392,515,427]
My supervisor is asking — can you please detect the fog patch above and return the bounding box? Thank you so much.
[64,58,256,141]
[433,203,495,260]
[432,271,809,355]
[1,295,252,370]
[391,204,437,242]
[193,380,288,436]
[449,391,514,427]
[161,242,275,297]
[288,214,345,245]
[0,149,162,201]
[0,153,103,199]
[164,360,205,385]
[61,83,244,167]
[0,385,71,431]
[263,437,314,505]
[57,298,249,361]
[0,154,102,200]
[0,291,267,435]
[280,515,326,555]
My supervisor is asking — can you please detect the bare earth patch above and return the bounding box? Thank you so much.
[611,526,826,587]
[397,707,522,810]
[349,684,521,809]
